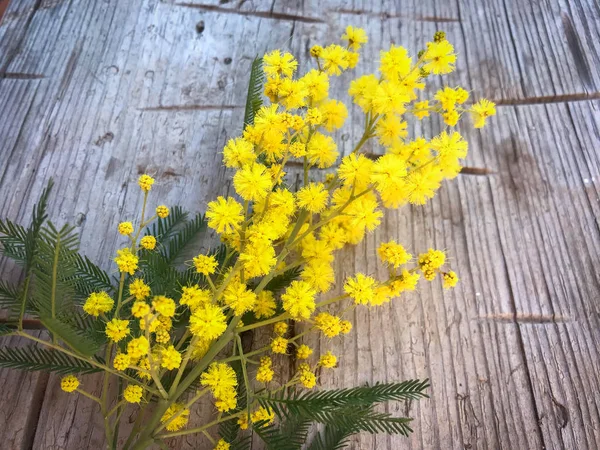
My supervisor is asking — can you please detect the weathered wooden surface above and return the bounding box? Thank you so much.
[1,0,599,449]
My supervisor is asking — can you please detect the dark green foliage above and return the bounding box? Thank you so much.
[0,323,17,336]
[243,56,265,129]
[252,416,312,450]
[0,346,101,374]
[69,253,115,301]
[160,212,206,264]
[146,206,188,243]
[251,381,429,448]
[264,266,302,293]
[0,280,21,315]
[40,316,102,357]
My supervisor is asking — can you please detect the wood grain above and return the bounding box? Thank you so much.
[0,0,599,449]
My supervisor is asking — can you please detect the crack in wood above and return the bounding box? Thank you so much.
[561,12,595,93]
[0,72,46,79]
[172,2,326,24]
[139,104,244,111]
[493,92,600,106]
[478,313,571,324]
[335,8,460,22]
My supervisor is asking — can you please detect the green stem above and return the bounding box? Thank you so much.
[76,388,102,405]
[156,412,244,439]
[18,275,31,331]
[236,335,252,417]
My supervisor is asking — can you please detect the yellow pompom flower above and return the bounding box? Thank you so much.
[233,162,272,201]
[114,248,138,275]
[349,74,379,112]
[314,312,342,338]
[338,154,373,190]
[223,280,257,316]
[419,248,446,270]
[206,196,244,234]
[305,107,324,126]
[340,320,352,334]
[223,137,255,169]
[342,25,368,50]
[193,254,218,276]
[263,50,297,79]
[253,291,277,319]
[344,273,376,305]
[380,45,412,81]
[390,269,421,294]
[271,336,289,354]
[60,375,79,393]
[160,403,190,431]
[113,353,131,371]
[273,322,288,336]
[201,363,238,398]
[160,345,182,370]
[180,285,211,311]
[123,385,144,403]
[156,205,169,218]
[140,235,156,250]
[443,109,459,127]
[321,44,349,76]
[299,368,317,389]
[106,318,130,342]
[423,39,456,74]
[215,439,231,450]
[319,351,337,368]
[129,278,150,300]
[378,241,412,268]
[281,280,316,320]
[131,301,151,318]
[320,99,348,132]
[127,336,150,360]
[138,174,155,192]
[296,344,313,360]
[189,304,227,340]
[375,114,407,147]
[310,45,323,58]
[301,260,335,293]
[307,132,338,168]
[471,99,496,128]
[152,295,176,317]
[83,291,114,316]
[443,271,459,289]
[118,221,134,236]
[296,182,328,213]
[256,356,275,383]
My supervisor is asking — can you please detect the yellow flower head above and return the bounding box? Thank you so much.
[129,278,150,300]
[380,45,412,81]
[180,285,211,311]
[344,273,376,305]
[223,137,255,169]
[390,269,421,294]
[118,221,134,236]
[281,280,316,321]
[127,336,150,360]
[83,291,114,317]
[296,182,328,213]
[193,254,218,276]
[152,295,176,317]
[140,235,156,250]
[296,344,313,360]
[60,375,79,393]
[307,132,338,169]
[271,336,289,354]
[189,304,227,341]
[233,162,272,201]
[160,345,182,370]
[156,205,169,218]
[320,99,348,132]
[299,368,317,389]
[314,312,342,338]
[423,40,456,75]
[340,320,352,334]
[201,363,238,398]
[253,290,277,319]
[256,356,275,383]
[105,318,130,342]
[113,352,131,371]
[342,25,368,50]
[223,280,257,316]
[114,248,139,275]
[321,44,350,76]
[443,271,459,289]
[138,174,155,192]
[273,321,288,336]
[160,403,190,431]
[215,439,231,450]
[263,50,298,79]
[378,241,412,268]
[123,385,144,403]
[206,196,244,234]
[319,351,337,368]
[471,99,496,128]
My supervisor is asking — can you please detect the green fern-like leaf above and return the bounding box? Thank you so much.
[306,423,355,450]
[0,280,21,315]
[146,206,188,243]
[0,323,17,336]
[0,219,28,262]
[243,56,265,129]
[0,345,100,374]
[40,316,102,357]
[264,266,302,293]
[161,213,206,264]
[252,416,311,450]
[69,253,115,300]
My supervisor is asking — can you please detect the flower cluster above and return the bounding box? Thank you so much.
[64,26,493,449]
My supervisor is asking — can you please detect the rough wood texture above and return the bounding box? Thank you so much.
[0,0,599,449]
